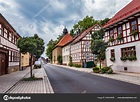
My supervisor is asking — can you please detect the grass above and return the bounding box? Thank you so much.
[22,77,43,81]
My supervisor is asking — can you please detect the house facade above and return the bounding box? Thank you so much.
[52,47,62,64]
[0,13,20,75]
[70,24,101,67]
[20,52,30,70]
[62,44,71,65]
[103,0,140,72]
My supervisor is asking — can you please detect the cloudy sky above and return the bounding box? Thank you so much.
[0,0,132,58]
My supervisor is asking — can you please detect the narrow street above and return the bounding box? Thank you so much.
[43,64,140,93]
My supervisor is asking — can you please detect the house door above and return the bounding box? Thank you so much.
[0,53,6,75]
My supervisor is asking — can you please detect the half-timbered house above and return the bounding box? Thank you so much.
[103,0,140,72]
[0,13,20,75]
[70,24,101,67]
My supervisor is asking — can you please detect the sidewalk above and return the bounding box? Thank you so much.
[0,67,54,94]
[52,64,140,86]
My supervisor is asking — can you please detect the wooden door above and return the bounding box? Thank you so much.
[0,53,6,75]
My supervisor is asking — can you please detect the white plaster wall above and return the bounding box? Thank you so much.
[9,62,19,66]
[62,44,70,65]
[106,41,140,73]
[71,42,81,54]
[1,37,19,50]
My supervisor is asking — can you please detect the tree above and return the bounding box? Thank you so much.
[91,29,108,69]
[57,55,62,65]
[99,18,110,26]
[70,16,110,37]
[46,39,57,61]
[68,56,73,67]
[70,16,99,37]
[46,35,63,62]
[17,34,45,78]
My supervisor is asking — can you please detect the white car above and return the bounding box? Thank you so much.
[34,61,41,65]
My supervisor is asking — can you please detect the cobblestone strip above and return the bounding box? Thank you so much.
[42,68,54,93]
[6,68,54,93]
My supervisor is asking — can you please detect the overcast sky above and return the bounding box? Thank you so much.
[0,0,132,58]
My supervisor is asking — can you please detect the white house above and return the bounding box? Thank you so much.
[0,13,21,75]
[70,24,101,67]
[103,0,140,72]
[62,41,72,65]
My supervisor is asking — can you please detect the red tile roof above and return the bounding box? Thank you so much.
[103,0,140,28]
[72,24,101,44]
[56,33,73,47]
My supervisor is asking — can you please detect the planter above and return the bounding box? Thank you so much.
[108,38,114,42]
[130,30,138,36]
[110,57,115,62]
[128,55,137,61]
[120,56,128,61]
[116,35,123,41]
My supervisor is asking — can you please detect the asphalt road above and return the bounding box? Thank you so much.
[43,64,140,93]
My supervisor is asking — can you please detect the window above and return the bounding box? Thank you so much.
[4,28,7,38]
[118,26,122,35]
[121,46,136,57]
[131,20,137,31]
[110,30,114,38]
[9,33,12,41]
[86,53,89,59]
[86,42,89,49]
[111,49,115,58]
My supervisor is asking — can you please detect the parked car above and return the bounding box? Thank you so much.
[34,61,41,69]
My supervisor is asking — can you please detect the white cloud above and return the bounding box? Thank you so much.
[0,0,133,58]
[83,0,132,19]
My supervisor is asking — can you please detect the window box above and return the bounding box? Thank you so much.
[116,35,123,41]
[108,38,114,42]
[129,30,138,36]
[120,56,128,61]
[128,55,137,61]
[110,57,115,62]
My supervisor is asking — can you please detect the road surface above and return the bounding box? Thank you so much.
[43,64,140,93]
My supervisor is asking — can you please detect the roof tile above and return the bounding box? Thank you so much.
[103,0,140,28]
[57,34,73,47]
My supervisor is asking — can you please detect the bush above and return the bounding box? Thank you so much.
[68,63,73,67]
[93,67,100,73]
[73,64,82,68]
[106,68,113,74]
[100,66,113,74]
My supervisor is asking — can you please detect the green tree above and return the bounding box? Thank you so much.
[17,34,45,78]
[70,16,99,37]
[91,29,108,69]
[99,18,110,26]
[46,39,57,61]
[57,55,62,65]
[46,35,63,62]
[68,56,73,67]
[33,34,45,59]
[70,16,110,37]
